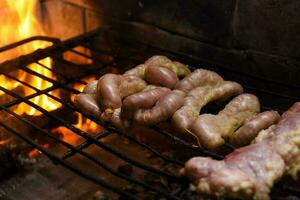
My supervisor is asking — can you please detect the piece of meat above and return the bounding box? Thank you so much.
[145,55,191,77]
[74,93,102,119]
[172,81,243,134]
[267,102,300,179]
[181,141,285,200]
[181,102,300,200]
[100,108,123,128]
[134,89,186,125]
[191,94,260,149]
[82,80,97,94]
[96,74,146,113]
[124,64,147,79]
[229,111,281,147]
[119,75,147,98]
[74,80,101,119]
[282,102,300,119]
[124,55,191,80]
[121,87,171,122]
[175,69,224,92]
[96,73,123,112]
[145,64,179,89]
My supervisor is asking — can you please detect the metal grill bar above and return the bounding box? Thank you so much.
[1,62,188,168]
[0,86,181,181]
[61,130,111,160]
[0,115,137,199]
[0,109,182,200]
[0,28,299,199]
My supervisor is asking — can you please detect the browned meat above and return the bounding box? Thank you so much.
[74,93,102,119]
[145,55,191,77]
[181,102,300,200]
[145,64,179,89]
[172,81,243,134]
[96,74,146,113]
[191,94,260,149]
[124,55,191,79]
[74,80,101,119]
[181,142,285,200]
[124,64,147,79]
[82,80,97,94]
[121,87,171,126]
[229,111,281,147]
[100,108,123,128]
[134,89,186,125]
[96,73,122,112]
[175,69,224,92]
[119,75,147,98]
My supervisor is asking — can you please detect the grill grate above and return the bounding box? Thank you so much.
[0,28,299,199]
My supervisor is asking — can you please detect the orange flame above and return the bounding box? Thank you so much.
[52,77,103,146]
[0,1,101,148]
[0,0,60,116]
[0,138,13,146]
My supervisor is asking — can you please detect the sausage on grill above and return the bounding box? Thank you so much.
[74,93,102,119]
[124,55,191,80]
[191,94,260,149]
[172,81,243,134]
[96,74,146,113]
[145,64,179,89]
[175,69,224,92]
[181,102,300,200]
[134,89,186,125]
[82,80,97,94]
[121,87,171,122]
[229,111,281,147]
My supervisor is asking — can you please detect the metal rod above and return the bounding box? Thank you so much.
[0,119,137,199]
[0,106,182,200]
[62,130,110,160]
[0,86,181,180]
[1,67,184,167]
[1,28,299,199]
[150,125,224,160]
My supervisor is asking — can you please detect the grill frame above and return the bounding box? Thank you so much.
[0,27,299,199]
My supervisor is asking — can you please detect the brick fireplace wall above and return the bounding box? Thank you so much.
[87,0,300,87]
[41,0,103,40]
[40,0,299,88]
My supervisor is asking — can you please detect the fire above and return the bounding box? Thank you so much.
[52,77,103,146]
[0,0,60,116]
[52,116,103,146]
[0,138,13,146]
[0,1,101,149]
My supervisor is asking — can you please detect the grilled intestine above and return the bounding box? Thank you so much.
[190,93,260,149]
[75,55,190,128]
[229,111,281,147]
[133,89,186,125]
[75,55,285,148]
[144,64,179,89]
[124,55,191,80]
[96,74,147,113]
[180,102,300,200]
[74,93,101,119]
[172,81,243,135]
[121,86,171,126]
[175,68,224,92]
